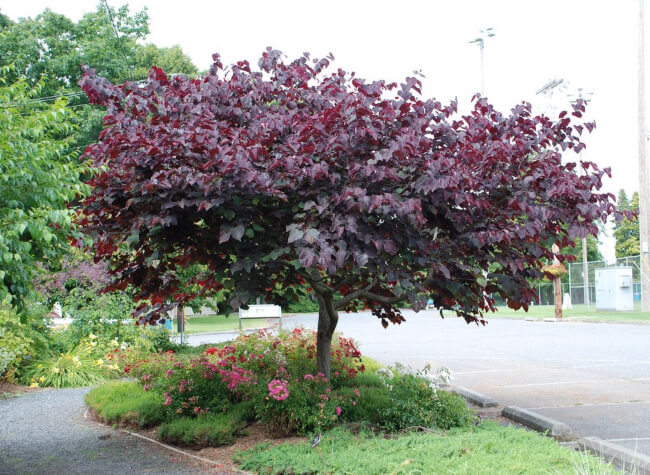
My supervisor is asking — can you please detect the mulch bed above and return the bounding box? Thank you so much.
[196,423,304,473]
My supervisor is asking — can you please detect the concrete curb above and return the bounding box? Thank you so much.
[502,406,572,437]
[578,437,650,475]
[452,386,498,407]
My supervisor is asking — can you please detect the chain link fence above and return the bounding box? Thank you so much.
[566,255,641,306]
[491,255,642,308]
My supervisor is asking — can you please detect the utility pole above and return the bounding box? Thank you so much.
[469,27,495,96]
[568,87,594,310]
[639,0,650,311]
[572,120,593,309]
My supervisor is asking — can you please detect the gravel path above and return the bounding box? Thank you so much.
[0,388,217,474]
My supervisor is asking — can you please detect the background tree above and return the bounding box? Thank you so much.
[0,4,197,150]
[133,44,199,79]
[78,51,619,377]
[614,189,640,258]
[0,67,88,314]
[559,235,602,266]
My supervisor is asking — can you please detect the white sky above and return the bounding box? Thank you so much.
[2,0,647,260]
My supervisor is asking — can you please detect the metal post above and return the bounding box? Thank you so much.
[479,39,485,96]
[469,28,494,97]
[562,262,573,304]
[583,238,590,308]
[639,0,650,311]
[177,306,185,345]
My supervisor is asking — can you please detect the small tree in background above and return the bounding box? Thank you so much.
[614,189,640,258]
[79,50,620,377]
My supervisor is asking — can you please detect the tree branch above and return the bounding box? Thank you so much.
[332,275,357,292]
[357,289,404,305]
[299,269,334,296]
[334,280,377,309]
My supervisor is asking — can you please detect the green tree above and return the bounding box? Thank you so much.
[0,6,149,94]
[0,4,197,150]
[0,67,88,314]
[563,235,603,263]
[133,44,199,78]
[614,189,639,258]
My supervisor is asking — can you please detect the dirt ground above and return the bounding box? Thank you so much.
[0,381,46,397]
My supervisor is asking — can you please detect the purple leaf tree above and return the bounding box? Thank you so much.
[78,49,619,378]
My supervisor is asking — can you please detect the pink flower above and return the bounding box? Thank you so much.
[268,379,289,401]
[165,369,173,379]
[336,406,342,416]
[163,392,173,406]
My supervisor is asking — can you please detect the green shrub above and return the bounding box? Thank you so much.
[285,295,319,313]
[0,303,51,381]
[432,390,474,430]
[157,403,254,447]
[85,381,165,428]
[378,365,473,432]
[337,384,391,425]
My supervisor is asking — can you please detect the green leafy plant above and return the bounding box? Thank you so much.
[21,337,120,388]
[0,303,50,381]
[378,364,473,431]
[0,66,89,312]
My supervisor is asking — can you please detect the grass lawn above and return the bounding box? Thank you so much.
[487,303,650,323]
[180,313,275,334]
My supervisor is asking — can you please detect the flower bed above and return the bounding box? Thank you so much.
[118,328,365,436]
[88,328,473,447]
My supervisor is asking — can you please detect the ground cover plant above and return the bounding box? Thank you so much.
[78,49,622,380]
[84,380,165,428]
[234,423,618,474]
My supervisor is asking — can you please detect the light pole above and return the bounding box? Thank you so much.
[638,0,650,311]
[469,27,495,96]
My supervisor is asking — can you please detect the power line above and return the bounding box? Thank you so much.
[1,91,87,109]
[101,0,134,80]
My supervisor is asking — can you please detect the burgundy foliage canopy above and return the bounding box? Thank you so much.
[78,49,618,327]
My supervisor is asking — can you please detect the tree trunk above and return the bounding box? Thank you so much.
[554,276,563,318]
[315,293,339,379]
